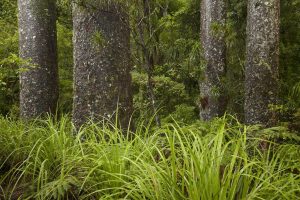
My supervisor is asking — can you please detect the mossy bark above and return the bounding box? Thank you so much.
[199,0,227,120]
[245,0,280,126]
[72,2,133,129]
[18,0,58,119]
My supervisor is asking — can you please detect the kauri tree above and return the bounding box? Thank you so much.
[72,0,133,129]
[245,0,280,126]
[199,0,227,120]
[18,0,59,119]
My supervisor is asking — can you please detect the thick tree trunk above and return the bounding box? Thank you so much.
[199,0,227,120]
[18,0,59,119]
[245,0,280,126]
[72,2,133,129]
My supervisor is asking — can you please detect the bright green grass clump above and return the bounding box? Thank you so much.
[0,116,299,200]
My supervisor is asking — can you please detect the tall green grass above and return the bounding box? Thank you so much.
[0,116,299,199]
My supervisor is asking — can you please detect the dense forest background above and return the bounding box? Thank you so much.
[1,1,300,199]
[0,0,299,128]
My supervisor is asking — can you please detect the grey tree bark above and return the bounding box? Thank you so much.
[18,0,59,119]
[199,0,227,120]
[72,1,133,129]
[245,0,280,126]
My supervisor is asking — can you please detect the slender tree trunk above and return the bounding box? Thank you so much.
[143,0,161,127]
[18,0,59,119]
[145,54,161,127]
[134,0,161,127]
[72,2,133,129]
[199,0,227,120]
[245,0,280,126]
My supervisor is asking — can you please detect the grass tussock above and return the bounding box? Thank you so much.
[0,116,299,200]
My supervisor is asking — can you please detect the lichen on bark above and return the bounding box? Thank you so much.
[199,0,227,120]
[18,0,59,119]
[245,0,280,126]
[72,1,133,130]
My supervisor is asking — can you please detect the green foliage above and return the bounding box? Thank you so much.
[132,72,190,120]
[0,16,19,116]
[0,0,17,22]
[0,0,300,129]
[278,0,300,125]
[0,117,299,199]
[130,0,202,122]
[57,22,73,114]
[223,0,247,117]
[0,0,299,198]
[163,104,198,124]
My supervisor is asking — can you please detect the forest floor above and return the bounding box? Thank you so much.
[0,116,300,200]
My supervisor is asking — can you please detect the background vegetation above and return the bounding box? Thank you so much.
[0,0,300,199]
[0,0,299,125]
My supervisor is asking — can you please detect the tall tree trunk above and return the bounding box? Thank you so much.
[245,0,280,126]
[18,0,59,119]
[72,2,133,129]
[199,0,227,120]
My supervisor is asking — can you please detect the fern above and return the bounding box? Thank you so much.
[290,81,300,99]
[248,125,300,143]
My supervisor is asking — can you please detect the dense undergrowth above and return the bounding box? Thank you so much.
[0,116,299,200]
